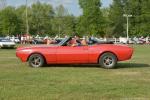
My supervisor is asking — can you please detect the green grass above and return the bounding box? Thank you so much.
[0,45,150,100]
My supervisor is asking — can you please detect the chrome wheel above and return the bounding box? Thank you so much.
[103,56,113,67]
[99,53,117,69]
[28,54,44,68]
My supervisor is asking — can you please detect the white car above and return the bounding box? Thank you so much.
[0,38,16,48]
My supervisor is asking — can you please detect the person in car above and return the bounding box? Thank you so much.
[68,36,81,47]
[69,36,88,46]
[81,38,88,46]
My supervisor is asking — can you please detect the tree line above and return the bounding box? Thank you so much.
[0,0,149,37]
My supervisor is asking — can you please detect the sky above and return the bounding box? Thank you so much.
[5,0,113,16]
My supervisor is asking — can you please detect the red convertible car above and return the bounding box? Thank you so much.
[16,37,133,69]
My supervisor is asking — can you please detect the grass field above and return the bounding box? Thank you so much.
[0,45,150,100]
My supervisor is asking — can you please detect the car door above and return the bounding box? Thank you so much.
[57,46,89,64]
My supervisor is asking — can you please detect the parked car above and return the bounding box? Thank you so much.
[16,37,133,69]
[0,38,16,48]
[10,37,20,43]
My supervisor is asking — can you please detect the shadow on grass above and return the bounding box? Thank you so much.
[117,63,150,69]
[44,64,100,68]
[44,63,150,69]
[0,47,16,49]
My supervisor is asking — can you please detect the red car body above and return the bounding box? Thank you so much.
[16,44,133,65]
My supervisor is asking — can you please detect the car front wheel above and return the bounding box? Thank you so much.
[99,53,117,69]
[28,54,45,68]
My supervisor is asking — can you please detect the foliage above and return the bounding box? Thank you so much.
[0,3,75,36]
[0,0,149,37]
[128,0,150,36]
[77,0,105,36]
[29,2,54,35]
[0,6,21,35]
[108,0,126,37]
[108,0,150,37]
[52,5,76,36]
[15,6,27,34]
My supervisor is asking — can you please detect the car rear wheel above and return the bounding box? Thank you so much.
[28,54,45,68]
[99,53,117,69]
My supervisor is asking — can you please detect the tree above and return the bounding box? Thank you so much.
[109,0,150,37]
[0,6,21,35]
[15,5,27,34]
[129,0,150,36]
[101,8,112,37]
[55,5,69,17]
[77,0,104,36]
[108,0,126,37]
[30,2,54,35]
[141,0,150,36]
[52,5,76,36]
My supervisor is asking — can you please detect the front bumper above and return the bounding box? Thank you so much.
[16,50,31,62]
[1,45,15,48]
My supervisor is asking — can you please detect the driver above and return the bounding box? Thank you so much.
[69,36,81,47]
[68,36,88,46]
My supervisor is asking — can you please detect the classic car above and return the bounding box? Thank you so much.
[16,37,133,69]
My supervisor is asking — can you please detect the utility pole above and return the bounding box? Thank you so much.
[123,14,132,42]
[26,0,29,34]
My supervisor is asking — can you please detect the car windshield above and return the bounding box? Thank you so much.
[58,37,71,46]
[0,39,12,42]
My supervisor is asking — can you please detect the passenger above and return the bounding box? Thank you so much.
[47,38,51,45]
[81,38,88,46]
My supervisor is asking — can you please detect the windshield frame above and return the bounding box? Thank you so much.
[58,37,72,46]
